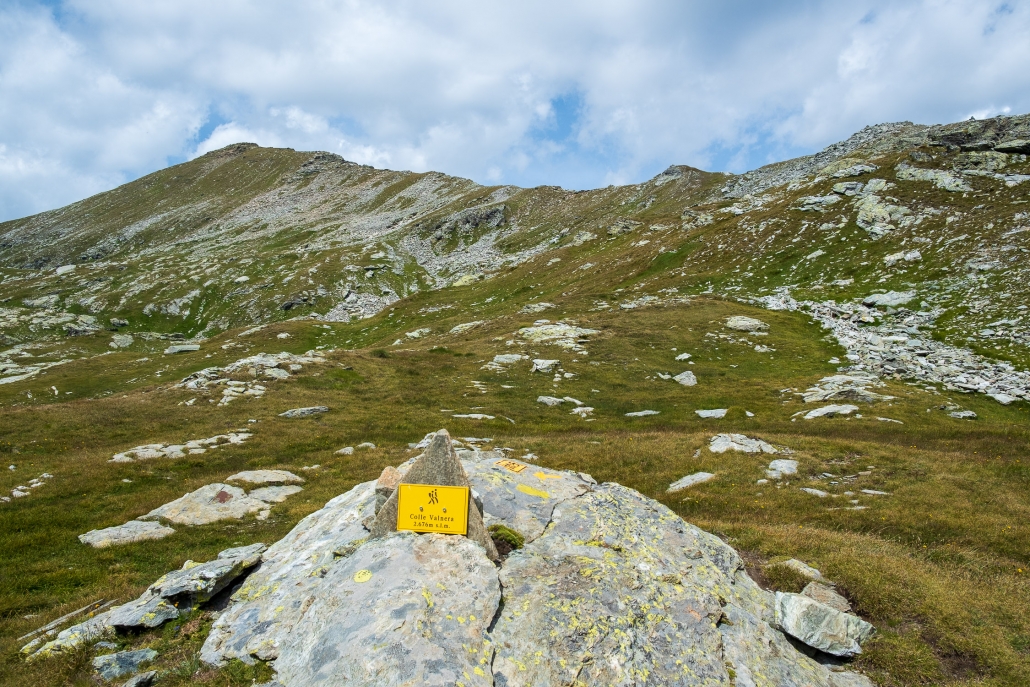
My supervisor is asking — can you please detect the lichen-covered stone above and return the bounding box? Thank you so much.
[273,532,499,687]
[775,591,876,657]
[79,520,175,548]
[140,483,268,525]
[200,482,376,665]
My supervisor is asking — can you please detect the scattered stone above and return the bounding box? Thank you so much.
[452,413,494,420]
[801,373,891,403]
[675,352,692,361]
[449,321,484,334]
[226,470,304,486]
[109,334,134,349]
[895,163,971,192]
[530,358,559,372]
[570,406,594,417]
[405,328,431,339]
[79,521,176,548]
[518,323,598,351]
[140,484,270,525]
[520,302,555,313]
[774,592,875,657]
[767,459,799,479]
[357,442,376,449]
[859,489,890,496]
[249,486,303,503]
[804,404,859,419]
[668,472,716,492]
[802,582,853,614]
[796,194,841,211]
[989,392,1017,405]
[335,446,355,455]
[884,249,922,267]
[93,648,157,682]
[949,410,977,419]
[536,395,565,406]
[625,409,660,417]
[709,433,778,454]
[673,370,697,386]
[862,291,916,307]
[121,671,157,687]
[726,315,769,332]
[774,558,825,582]
[696,408,728,419]
[110,433,251,462]
[492,353,525,365]
[800,488,830,497]
[164,344,200,355]
[278,406,328,418]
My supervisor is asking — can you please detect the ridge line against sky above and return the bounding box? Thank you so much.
[1,0,1028,222]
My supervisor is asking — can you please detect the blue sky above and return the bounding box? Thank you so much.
[1,0,1029,221]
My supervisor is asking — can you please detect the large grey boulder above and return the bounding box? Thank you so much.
[79,520,175,548]
[200,482,377,665]
[140,484,269,525]
[775,592,875,657]
[273,533,499,687]
[199,432,875,686]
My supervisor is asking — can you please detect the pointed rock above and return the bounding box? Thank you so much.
[369,429,499,560]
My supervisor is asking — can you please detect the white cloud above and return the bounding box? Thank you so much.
[1,0,1029,221]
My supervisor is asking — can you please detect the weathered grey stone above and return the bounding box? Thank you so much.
[536,395,564,406]
[696,408,727,418]
[164,344,200,354]
[775,592,875,657]
[804,404,859,419]
[93,648,157,681]
[766,458,799,479]
[369,430,499,560]
[200,482,377,665]
[726,315,769,331]
[217,542,267,559]
[226,470,304,485]
[149,548,263,605]
[667,471,716,492]
[949,410,977,419]
[803,581,853,613]
[249,485,303,503]
[673,370,697,386]
[140,484,269,525]
[121,671,157,687]
[862,290,915,307]
[107,594,180,631]
[273,533,499,687]
[464,459,591,543]
[109,334,134,349]
[278,406,328,418]
[79,520,175,548]
[625,409,660,416]
[25,608,116,658]
[710,433,777,453]
[773,558,826,582]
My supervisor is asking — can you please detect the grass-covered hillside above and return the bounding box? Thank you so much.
[1,113,1029,686]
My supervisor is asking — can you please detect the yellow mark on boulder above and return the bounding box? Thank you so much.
[517,484,550,499]
[534,471,562,481]
[353,569,373,583]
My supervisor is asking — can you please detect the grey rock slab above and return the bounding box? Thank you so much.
[26,608,116,658]
[249,485,303,503]
[801,488,830,498]
[949,410,977,419]
[862,290,916,307]
[273,532,499,687]
[726,315,769,331]
[140,484,269,525]
[107,594,180,631]
[667,471,716,492]
[775,558,826,582]
[278,406,328,418]
[804,404,859,419]
[148,548,263,605]
[491,483,850,686]
[79,520,175,548]
[369,430,499,560]
[226,470,304,485]
[200,482,377,665]
[767,458,799,479]
[710,433,777,453]
[164,344,199,355]
[775,592,875,657]
[93,648,157,681]
[625,409,660,416]
[673,370,697,386]
[121,671,157,687]
[803,582,853,614]
[696,408,728,418]
[536,395,564,406]
[463,458,592,543]
[217,542,267,559]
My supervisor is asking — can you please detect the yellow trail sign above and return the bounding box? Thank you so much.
[396,484,469,535]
